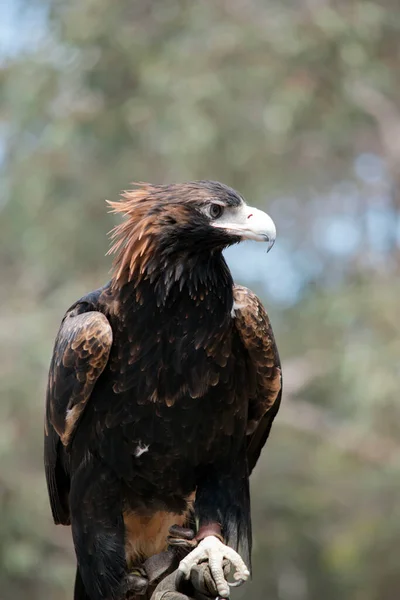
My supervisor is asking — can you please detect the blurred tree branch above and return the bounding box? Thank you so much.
[280,398,400,466]
[281,357,400,466]
[346,80,400,256]
[346,81,400,180]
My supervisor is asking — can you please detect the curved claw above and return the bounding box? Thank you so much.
[228,578,246,588]
[178,535,250,598]
[119,570,148,597]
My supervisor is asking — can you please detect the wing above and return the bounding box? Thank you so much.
[44,309,113,524]
[233,285,282,474]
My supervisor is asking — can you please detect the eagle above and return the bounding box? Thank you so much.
[44,181,282,600]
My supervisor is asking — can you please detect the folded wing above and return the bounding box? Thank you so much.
[44,309,113,523]
[233,285,282,474]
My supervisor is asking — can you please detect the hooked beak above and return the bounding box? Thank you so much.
[212,205,276,251]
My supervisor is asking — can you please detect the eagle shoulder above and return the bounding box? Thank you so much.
[44,307,112,524]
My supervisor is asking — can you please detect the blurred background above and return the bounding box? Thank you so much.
[1,1,400,599]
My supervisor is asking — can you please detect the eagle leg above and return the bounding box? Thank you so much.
[177,536,250,598]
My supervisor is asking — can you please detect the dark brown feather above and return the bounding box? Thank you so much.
[232,285,282,473]
[44,309,112,524]
[47,310,113,445]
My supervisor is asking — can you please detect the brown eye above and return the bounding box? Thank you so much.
[209,203,223,219]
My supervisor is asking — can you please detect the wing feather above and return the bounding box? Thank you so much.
[44,309,113,524]
[233,285,282,474]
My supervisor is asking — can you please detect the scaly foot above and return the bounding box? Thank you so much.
[178,535,249,598]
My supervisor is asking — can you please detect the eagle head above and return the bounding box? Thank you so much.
[108,181,276,287]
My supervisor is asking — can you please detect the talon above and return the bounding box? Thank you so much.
[119,570,148,597]
[130,568,145,577]
[178,535,249,598]
[228,578,246,588]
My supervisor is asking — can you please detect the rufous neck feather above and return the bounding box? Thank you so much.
[107,186,163,288]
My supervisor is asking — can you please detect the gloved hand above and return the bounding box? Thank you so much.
[151,559,232,600]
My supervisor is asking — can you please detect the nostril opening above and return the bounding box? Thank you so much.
[247,214,253,219]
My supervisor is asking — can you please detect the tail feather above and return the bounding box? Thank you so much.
[74,567,91,600]
[223,475,252,572]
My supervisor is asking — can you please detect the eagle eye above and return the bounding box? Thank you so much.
[209,203,224,219]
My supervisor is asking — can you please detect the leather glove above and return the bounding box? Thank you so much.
[151,560,232,600]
